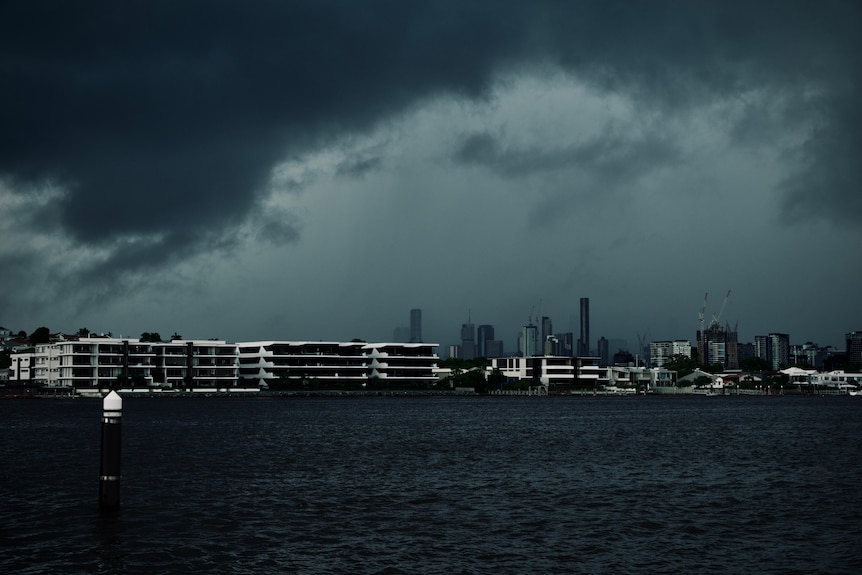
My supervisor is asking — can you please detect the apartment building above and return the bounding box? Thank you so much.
[11,337,239,390]
[237,341,439,387]
[650,340,692,368]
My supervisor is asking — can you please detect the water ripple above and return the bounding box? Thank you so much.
[1,396,860,574]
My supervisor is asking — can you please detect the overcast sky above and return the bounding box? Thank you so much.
[1,1,860,352]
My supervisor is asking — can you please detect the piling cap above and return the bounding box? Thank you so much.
[103,390,123,412]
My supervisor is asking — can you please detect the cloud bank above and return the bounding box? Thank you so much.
[1,1,859,343]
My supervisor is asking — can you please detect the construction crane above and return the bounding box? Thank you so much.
[698,292,708,336]
[711,290,731,328]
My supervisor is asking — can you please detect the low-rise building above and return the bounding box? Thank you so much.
[237,341,439,388]
[11,337,240,391]
[487,355,676,392]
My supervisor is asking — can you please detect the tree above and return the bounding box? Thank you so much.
[487,367,506,388]
[663,354,697,378]
[702,363,725,374]
[28,326,50,345]
[77,327,90,337]
[140,332,163,343]
[740,357,771,372]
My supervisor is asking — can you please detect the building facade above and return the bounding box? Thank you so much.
[237,341,439,388]
[847,331,862,366]
[477,324,495,358]
[697,323,739,369]
[579,297,590,356]
[488,355,676,391]
[461,321,475,360]
[650,340,692,368]
[754,333,790,370]
[11,337,240,391]
[521,323,538,357]
[410,309,422,343]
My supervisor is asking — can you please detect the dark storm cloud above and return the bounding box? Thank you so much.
[1,0,860,310]
[780,90,862,225]
[453,127,679,181]
[254,207,302,247]
[336,155,384,179]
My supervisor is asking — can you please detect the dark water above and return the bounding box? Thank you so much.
[2,395,860,574]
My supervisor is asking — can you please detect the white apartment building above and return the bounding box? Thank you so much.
[33,342,61,386]
[488,355,676,390]
[237,341,439,387]
[9,353,32,382]
[488,356,577,386]
[650,340,692,367]
[11,337,239,391]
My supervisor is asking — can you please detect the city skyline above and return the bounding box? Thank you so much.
[5,295,858,360]
[1,2,860,352]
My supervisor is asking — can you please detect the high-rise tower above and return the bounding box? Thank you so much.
[461,314,475,360]
[579,298,590,356]
[541,316,553,353]
[847,331,862,366]
[410,309,422,343]
[522,322,538,357]
[477,325,495,358]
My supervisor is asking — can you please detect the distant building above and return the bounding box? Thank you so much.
[737,341,755,364]
[410,309,422,343]
[847,331,862,365]
[477,324,495,358]
[485,339,504,358]
[598,336,609,366]
[579,298,590,356]
[555,332,574,357]
[543,335,558,356]
[697,323,739,370]
[754,333,790,370]
[521,322,538,357]
[790,342,820,367]
[613,350,635,366]
[650,340,692,368]
[540,317,553,350]
[461,319,475,360]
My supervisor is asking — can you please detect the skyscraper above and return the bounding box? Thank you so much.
[477,324,495,358]
[556,332,574,357]
[522,322,538,357]
[461,318,475,360]
[598,336,609,365]
[767,333,790,370]
[541,316,553,350]
[486,339,504,358]
[847,331,862,366]
[579,298,590,356]
[699,323,739,369]
[754,333,789,369]
[410,309,422,343]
